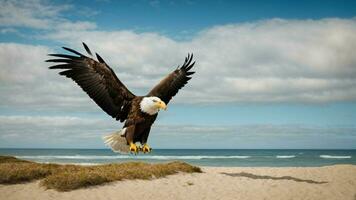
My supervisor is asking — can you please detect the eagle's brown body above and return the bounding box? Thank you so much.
[47,43,195,153]
[124,97,158,145]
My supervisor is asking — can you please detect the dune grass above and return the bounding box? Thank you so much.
[0,156,201,191]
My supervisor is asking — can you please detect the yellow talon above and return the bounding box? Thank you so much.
[129,143,138,154]
[142,144,151,153]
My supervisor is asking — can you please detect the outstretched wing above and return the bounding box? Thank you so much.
[47,43,135,122]
[148,54,195,104]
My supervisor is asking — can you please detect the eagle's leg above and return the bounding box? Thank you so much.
[129,142,138,154]
[140,127,152,153]
[125,126,138,154]
[142,143,151,153]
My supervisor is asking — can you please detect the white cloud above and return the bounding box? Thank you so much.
[0,43,49,83]
[0,0,96,31]
[1,18,356,112]
[55,21,97,31]
[0,43,97,110]
[0,115,118,148]
[0,115,354,148]
[0,0,69,29]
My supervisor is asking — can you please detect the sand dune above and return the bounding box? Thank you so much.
[1,165,355,200]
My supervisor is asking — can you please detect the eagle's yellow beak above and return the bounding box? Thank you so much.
[156,100,167,110]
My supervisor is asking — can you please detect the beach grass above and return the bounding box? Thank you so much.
[0,156,201,191]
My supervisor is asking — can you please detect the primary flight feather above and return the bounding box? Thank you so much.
[47,43,195,154]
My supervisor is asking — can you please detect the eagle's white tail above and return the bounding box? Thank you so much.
[103,128,130,154]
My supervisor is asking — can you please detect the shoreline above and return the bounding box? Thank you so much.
[2,149,355,168]
[2,150,354,167]
[1,164,355,200]
[9,157,356,167]
[27,162,356,168]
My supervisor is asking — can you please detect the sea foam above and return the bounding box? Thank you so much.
[16,155,250,160]
[276,155,296,158]
[320,155,351,159]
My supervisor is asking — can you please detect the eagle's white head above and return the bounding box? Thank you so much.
[140,96,167,115]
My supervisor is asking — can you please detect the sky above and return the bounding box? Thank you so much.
[0,0,356,149]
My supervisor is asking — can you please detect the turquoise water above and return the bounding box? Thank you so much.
[0,149,355,167]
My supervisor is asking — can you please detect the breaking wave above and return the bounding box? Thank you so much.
[276,155,296,158]
[319,155,351,159]
[16,155,251,160]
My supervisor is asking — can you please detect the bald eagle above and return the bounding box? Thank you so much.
[47,43,195,154]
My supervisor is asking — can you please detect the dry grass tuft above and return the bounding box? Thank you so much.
[0,155,31,163]
[0,156,201,191]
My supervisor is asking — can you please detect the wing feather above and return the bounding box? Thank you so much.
[47,43,135,122]
[82,42,93,56]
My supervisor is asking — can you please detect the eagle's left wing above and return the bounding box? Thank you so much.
[47,43,135,122]
[147,54,195,104]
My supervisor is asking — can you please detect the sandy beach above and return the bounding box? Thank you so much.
[1,164,355,200]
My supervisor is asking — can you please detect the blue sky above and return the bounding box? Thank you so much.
[0,0,356,149]
[80,0,356,31]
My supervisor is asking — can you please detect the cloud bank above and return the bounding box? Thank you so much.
[0,115,354,148]
[0,0,96,31]
[1,18,356,110]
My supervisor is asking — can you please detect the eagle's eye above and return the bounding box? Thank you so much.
[152,99,157,103]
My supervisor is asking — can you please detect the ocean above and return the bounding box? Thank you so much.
[0,149,355,167]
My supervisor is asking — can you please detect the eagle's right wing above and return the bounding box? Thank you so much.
[148,54,195,104]
[47,43,135,122]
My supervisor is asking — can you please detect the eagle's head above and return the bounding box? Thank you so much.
[140,96,167,115]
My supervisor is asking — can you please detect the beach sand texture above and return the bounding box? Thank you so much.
[1,165,355,200]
